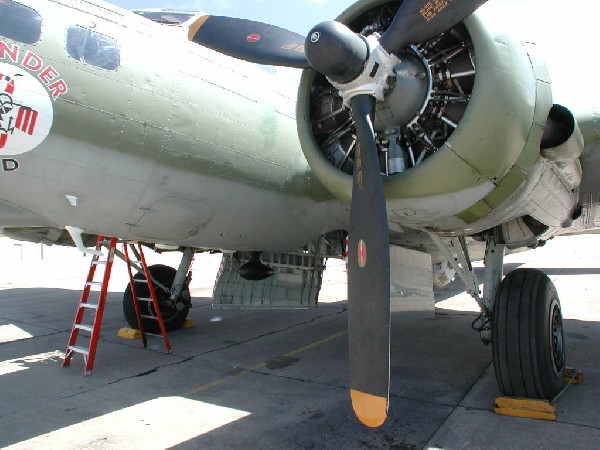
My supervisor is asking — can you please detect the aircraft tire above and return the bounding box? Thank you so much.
[123,264,190,333]
[492,268,566,400]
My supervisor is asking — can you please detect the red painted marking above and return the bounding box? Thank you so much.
[0,41,19,63]
[0,72,15,95]
[357,240,367,269]
[23,109,31,131]
[22,50,43,71]
[27,110,38,135]
[246,34,261,43]
[15,108,38,135]
[0,133,6,149]
[5,79,14,95]
[344,236,349,269]
[48,79,67,99]
[22,109,31,134]
[15,107,23,129]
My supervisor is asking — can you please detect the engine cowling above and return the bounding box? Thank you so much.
[297,0,580,237]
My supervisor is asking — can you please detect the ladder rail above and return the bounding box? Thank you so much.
[123,243,148,349]
[84,237,118,374]
[134,242,172,353]
[113,246,170,294]
[63,236,172,376]
[63,236,106,369]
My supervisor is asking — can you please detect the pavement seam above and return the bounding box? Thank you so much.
[57,307,348,401]
[423,361,495,447]
[230,367,462,410]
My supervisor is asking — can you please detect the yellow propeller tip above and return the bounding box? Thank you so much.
[187,15,210,41]
[350,389,388,428]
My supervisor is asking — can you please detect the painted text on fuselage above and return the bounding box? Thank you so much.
[0,41,67,100]
[1,158,19,172]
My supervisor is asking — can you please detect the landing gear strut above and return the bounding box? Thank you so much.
[430,231,566,401]
[429,233,501,343]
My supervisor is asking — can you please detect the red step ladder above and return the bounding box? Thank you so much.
[63,236,170,375]
[122,241,171,353]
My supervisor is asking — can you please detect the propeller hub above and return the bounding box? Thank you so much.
[374,52,430,131]
[304,21,368,84]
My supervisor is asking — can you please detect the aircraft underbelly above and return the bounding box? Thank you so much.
[0,133,346,251]
[0,16,349,252]
[0,197,52,228]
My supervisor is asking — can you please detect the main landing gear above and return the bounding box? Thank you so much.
[430,232,566,401]
[493,268,565,398]
[122,248,195,333]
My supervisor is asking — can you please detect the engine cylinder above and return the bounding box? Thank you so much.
[296,1,553,233]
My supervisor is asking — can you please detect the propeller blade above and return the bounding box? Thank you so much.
[347,94,391,428]
[188,15,310,68]
[379,0,489,55]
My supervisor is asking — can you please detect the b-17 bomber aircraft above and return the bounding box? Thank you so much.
[0,0,599,428]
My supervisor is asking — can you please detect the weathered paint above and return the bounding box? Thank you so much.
[0,0,347,252]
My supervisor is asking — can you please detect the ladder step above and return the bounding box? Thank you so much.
[64,238,172,374]
[68,345,90,356]
[144,332,165,339]
[79,303,98,310]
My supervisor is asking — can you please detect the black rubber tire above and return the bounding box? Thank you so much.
[492,268,566,400]
[123,264,190,333]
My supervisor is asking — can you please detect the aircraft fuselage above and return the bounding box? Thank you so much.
[0,0,347,252]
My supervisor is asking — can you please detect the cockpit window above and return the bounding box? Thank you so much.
[133,10,197,25]
[66,27,120,70]
[0,0,42,44]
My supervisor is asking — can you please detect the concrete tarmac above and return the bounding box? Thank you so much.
[0,236,599,449]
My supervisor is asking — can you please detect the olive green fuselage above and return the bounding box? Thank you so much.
[0,0,599,255]
[0,0,348,252]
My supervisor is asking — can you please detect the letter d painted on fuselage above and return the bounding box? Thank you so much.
[1,158,19,171]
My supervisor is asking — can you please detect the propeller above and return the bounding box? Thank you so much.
[188,16,309,68]
[345,93,391,428]
[189,0,488,427]
[378,0,489,55]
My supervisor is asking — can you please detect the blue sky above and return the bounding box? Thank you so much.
[107,0,355,34]
[105,0,597,48]
[106,0,599,109]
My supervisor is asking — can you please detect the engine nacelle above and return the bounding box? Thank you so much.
[297,0,582,238]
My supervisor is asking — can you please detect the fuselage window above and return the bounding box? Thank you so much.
[66,26,120,70]
[0,0,42,44]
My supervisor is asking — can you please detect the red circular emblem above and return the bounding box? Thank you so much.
[357,240,367,269]
[246,34,261,43]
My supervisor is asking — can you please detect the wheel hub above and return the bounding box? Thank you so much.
[550,300,565,375]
